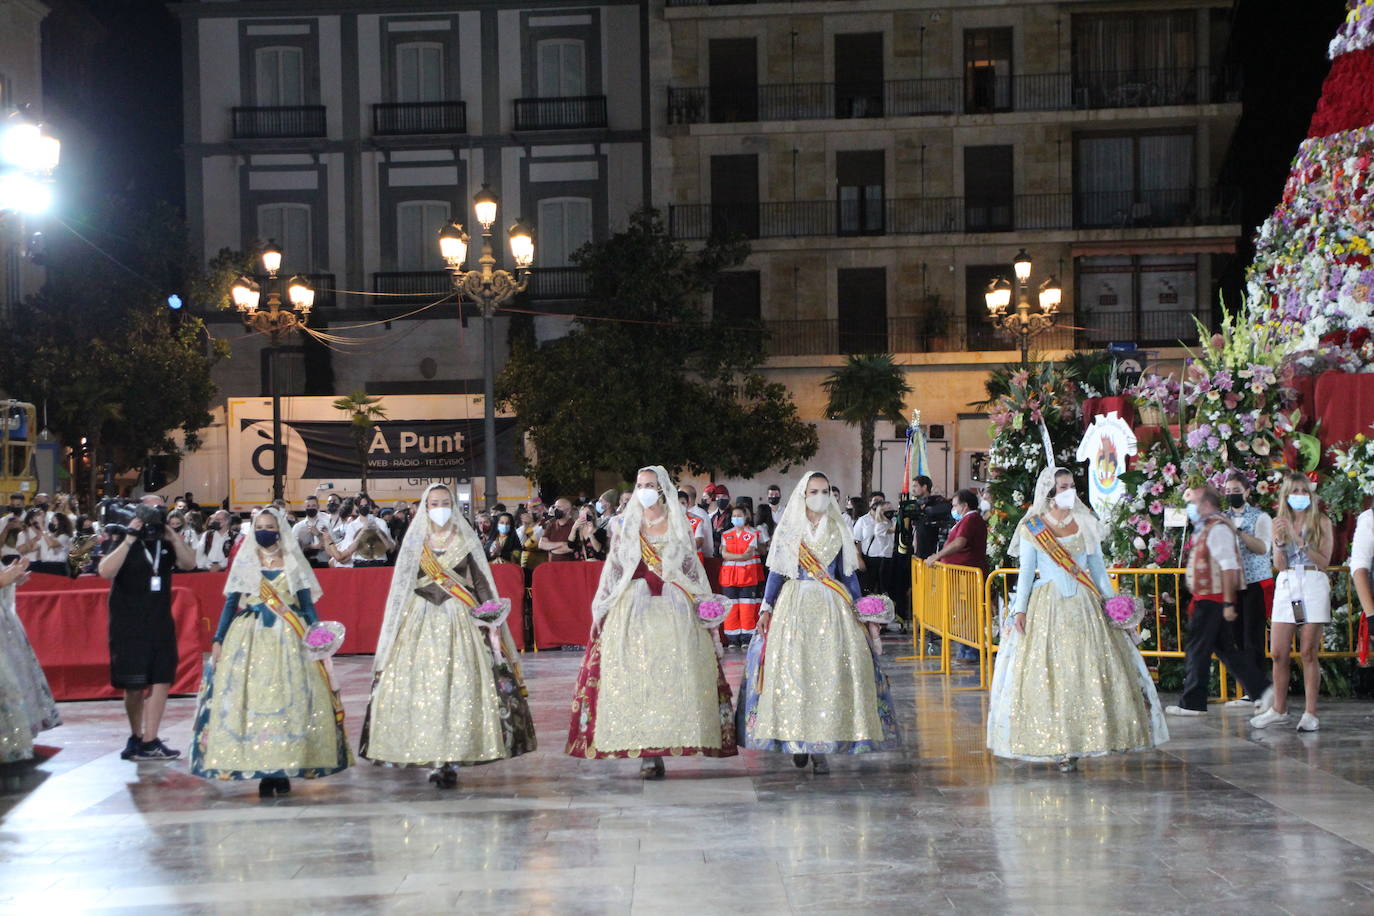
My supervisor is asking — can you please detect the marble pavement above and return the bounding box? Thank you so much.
[3,640,1374,914]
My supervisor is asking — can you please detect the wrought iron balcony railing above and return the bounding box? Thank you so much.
[232,106,327,139]
[513,95,608,131]
[373,101,467,136]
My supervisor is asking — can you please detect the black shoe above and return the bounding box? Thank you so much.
[119,735,141,760]
[132,739,181,761]
[277,777,291,795]
[792,753,809,768]
[811,754,830,775]
[258,779,275,798]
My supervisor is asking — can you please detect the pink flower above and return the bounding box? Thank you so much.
[1150,482,1165,496]
[1135,519,1152,535]
[305,628,334,647]
[697,599,727,621]
[855,595,887,619]
[1105,595,1139,623]
[1149,500,1164,515]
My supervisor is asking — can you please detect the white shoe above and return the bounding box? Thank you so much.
[1223,696,1254,708]
[1250,708,1291,729]
[1297,713,1320,732]
[1255,686,1276,714]
[1165,705,1205,717]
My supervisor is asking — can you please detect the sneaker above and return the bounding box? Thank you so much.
[1249,708,1291,729]
[119,734,141,760]
[132,739,181,761]
[1223,696,1254,708]
[1297,713,1320,732]
[1255,685,1276,715]
[1165,705,1206,717]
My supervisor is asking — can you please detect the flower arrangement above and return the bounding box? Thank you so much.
[697,598,727,625]
[303,621,345,660]
[982,361,1086,568]
[472,598,510,625]
[1328,0,1374,59]
[1320,429,1374,523]
[1103,594,1145,630]
[855,594,896,625]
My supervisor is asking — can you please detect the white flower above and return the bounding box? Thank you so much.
[1133,536,1147,551]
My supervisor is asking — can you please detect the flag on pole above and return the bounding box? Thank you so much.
[902,409,929,496]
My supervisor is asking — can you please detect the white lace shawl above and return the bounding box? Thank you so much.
[373,483,518,673]
[590,465,712,624]
[765,471,858,579]
[1008,465,1105,559]
[222,507,322,603]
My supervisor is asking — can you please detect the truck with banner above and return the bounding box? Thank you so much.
[153,395,530,512]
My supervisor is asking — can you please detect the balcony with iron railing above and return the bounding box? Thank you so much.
[372,271,452,302]
[373,101,467,136]
[513,95,608,131]
[526,267,590,301]
[667,67,1232,125]
[668,188,1237,240]
[762,309,1205,357]
[232,106,327,139]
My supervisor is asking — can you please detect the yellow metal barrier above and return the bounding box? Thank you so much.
[899,558,993,689]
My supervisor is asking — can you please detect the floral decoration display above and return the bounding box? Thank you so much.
[472,598,510,625]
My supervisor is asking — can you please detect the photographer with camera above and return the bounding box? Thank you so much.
[20,508,73,577]
[197,510,233,572]
[97,494,197,761]
[853,500,898,596]
[291,495,330,569]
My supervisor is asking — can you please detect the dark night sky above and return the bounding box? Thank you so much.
[33,0,1354,287]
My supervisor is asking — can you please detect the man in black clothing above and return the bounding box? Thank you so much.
[97,494,197,761]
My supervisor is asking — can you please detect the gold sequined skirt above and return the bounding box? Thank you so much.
[989,583,1164,761]
[192,614,351,779]
[589,582,727,753]
[362,597,508,765]
[749,579,885,745]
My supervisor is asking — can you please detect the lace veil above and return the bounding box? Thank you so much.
[223,506,322,602]
[373,483,519,673]
[765,471,858,579]
[590,465,712,624]
[1008,424,1104,558]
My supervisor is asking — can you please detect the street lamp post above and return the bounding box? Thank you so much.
[231,244,315,501]
[984,248,1062,364]
[438,185,534,512]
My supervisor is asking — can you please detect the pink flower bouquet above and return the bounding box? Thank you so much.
[856,595,896,625]
[472,598,511,627]
[697,598,728,626]
[303,621,345,660]
[1102,595,1145,631]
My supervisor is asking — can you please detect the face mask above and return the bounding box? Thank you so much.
[1287,494,1312,512]
[327,503,339,514]
[697,499,709,509]
[1226,494,1245,510]
[595,501,606,515]
[254,530,279,548]
[635,488,659,509]
[1185,503,1200,524]
[950,509,964,522]
[805,493,830,513]
[552,508,566,520]
[1053,490,1076,510]
[358,506,372,517]
[883,510,897,520]
[979,499,992,514]
[305,507,318,518]
[716,497,729,510]
[767,496,779,506]
[428,507,453,527]
[208,521,222,531]
[731,517,745,527]
[49,523,59,533]
[497,522,510,534]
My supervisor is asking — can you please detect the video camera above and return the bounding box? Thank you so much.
[896,494,955,558]
[99,498,167,542]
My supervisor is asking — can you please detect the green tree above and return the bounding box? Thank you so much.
[332,391,388,496]
[821,354,912,499]
[497,208,817,489]
[0,197,230,505]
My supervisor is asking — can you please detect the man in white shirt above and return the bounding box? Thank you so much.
[292,495,330,568]
[1167,487,1273,717]
[681,484,714,559]
[341,503,395,566]
[196,510,232,572]
[852,500,896,595]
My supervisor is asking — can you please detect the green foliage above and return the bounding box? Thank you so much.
[497,209,817,489]
[0,197,229,501]
[822,354,912,498]
[332,392,388,496]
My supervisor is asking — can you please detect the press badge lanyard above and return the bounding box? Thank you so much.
[144,541,164,593]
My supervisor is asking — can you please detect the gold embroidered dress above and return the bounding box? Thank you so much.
[361,527,535,767]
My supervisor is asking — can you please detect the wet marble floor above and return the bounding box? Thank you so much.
[4,641,1374,914]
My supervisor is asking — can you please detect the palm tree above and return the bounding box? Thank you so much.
[332,391,387,496]
[822,354,912,499]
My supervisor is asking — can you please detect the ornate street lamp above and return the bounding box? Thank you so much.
[985,248,1062,364]
[438,185,534,511]
[0,111,60,216]
[232,242,314,500]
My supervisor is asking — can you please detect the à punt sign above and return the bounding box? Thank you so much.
[369,429,465,456]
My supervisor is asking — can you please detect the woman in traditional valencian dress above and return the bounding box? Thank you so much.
[566,465,736,778]
[987,466,1168,772]
[0,557,61,782]
[738,472,900,775]
[361,484,534,787]
[192,509,351,797]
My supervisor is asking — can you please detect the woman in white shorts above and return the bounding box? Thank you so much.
[1251,472,1332,733]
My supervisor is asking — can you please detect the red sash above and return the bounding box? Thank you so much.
[420,543,479,607]
[639,532,694,603]
[256,577,345,725]
[1024,515,1100,598]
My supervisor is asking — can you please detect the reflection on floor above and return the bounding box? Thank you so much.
[4,642,1374,914]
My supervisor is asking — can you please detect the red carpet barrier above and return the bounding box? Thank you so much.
[17,587,202,701]
[530,557,725,649]
[17,564,528,695]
